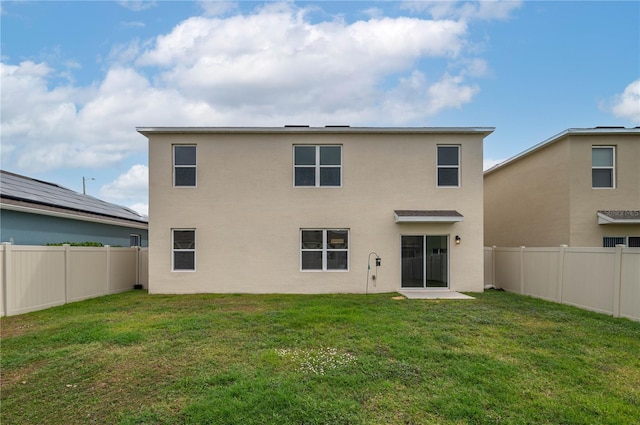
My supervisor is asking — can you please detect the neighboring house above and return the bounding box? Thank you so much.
[0,170,148,247]
[138,126,493,294]
[484,127,640,248]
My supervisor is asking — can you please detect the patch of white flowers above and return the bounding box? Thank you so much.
[276,347,357,376]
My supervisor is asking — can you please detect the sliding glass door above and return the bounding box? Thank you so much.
[401,235,448,288]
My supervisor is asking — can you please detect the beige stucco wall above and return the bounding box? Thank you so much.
[146,129,487,294]
[484,130,640,248]
[484,138,571,247]
[567,134,640,246]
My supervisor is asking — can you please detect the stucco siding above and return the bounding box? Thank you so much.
[568,134,640,246]
[484,138,571,247]
[147,130,486,294]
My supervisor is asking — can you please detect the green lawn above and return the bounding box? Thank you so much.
[1,290,639,424]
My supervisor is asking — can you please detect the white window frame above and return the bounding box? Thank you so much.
[300,229,349,272]
[293,145,342,188]
[129,234,141,247]
[172,229,196,272]
[173,145,197,188]
[437,145,460,188]
[592,146,615,189]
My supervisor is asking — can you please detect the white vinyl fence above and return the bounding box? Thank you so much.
[484,245,640,321]
[0,244,148,316]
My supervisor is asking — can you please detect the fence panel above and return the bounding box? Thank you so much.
[522,248,561,302]
[562,248,616,315]
[67,247,109,302]
[1,244,147,316]
[139,248,149,288]
[0,245,4,316]
[494,248,521,292]
[109,248,138,293]
[483,247,494,286]
[620,249,640,320]
[488,245,639,321]
[6,245,67,315]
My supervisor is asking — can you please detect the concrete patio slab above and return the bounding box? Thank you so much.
[398,290,475,300]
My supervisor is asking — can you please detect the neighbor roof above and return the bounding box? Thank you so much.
[484,127,640,175]
[0,170,147,228]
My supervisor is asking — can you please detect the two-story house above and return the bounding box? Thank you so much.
[138,126,493,294]
[484,127,640,247]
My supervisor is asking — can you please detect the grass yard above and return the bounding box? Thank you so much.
[1,290,639,424]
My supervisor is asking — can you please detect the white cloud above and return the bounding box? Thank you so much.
[128,203,149,217]
[402,0,523,21]
[379,70,479,122]
[199,1,238,17]
[117,1,157,12]
[2,4,489,179]
[425,73,480,115]
[607,79,640,124]
[100,164,148,215]
[362,7,384,19]
[132,7,470,123]
[483,158,506,171]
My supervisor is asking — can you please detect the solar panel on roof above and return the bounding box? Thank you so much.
[0,171,147,223]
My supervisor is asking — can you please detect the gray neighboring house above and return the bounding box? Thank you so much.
[1,170,148,246]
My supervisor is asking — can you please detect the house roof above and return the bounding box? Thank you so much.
[394,210,464,223]
[0,170,148,228]
[137,126,495,137]
[597,210,640,224]
[484,127,640,176]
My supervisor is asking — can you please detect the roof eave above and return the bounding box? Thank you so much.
[137,126,495,137]
[484,127,640,176]
[1,200,148,229]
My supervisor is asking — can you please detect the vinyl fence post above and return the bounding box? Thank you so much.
[612,244,625,318]
[557,245,567,304]
[519,246,526,295]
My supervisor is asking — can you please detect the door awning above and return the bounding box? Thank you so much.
[394,210,464,223]
[597,210,640,224]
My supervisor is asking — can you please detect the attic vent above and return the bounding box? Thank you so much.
[284,125,309,127]
[595,126,625,129]
[325,125,350,128]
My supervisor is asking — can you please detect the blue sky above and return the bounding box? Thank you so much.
[2,1,639,215]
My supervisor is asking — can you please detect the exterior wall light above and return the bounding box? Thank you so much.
[455,235,461,245]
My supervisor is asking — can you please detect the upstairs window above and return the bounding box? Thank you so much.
[173,229,195,271]
[592,146,615,188]
[300,229,349,271]
[174,145,196,187]
[437,145,460,187]
[294,145,342,187]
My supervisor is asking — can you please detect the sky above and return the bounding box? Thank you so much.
[1,0,639,216]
